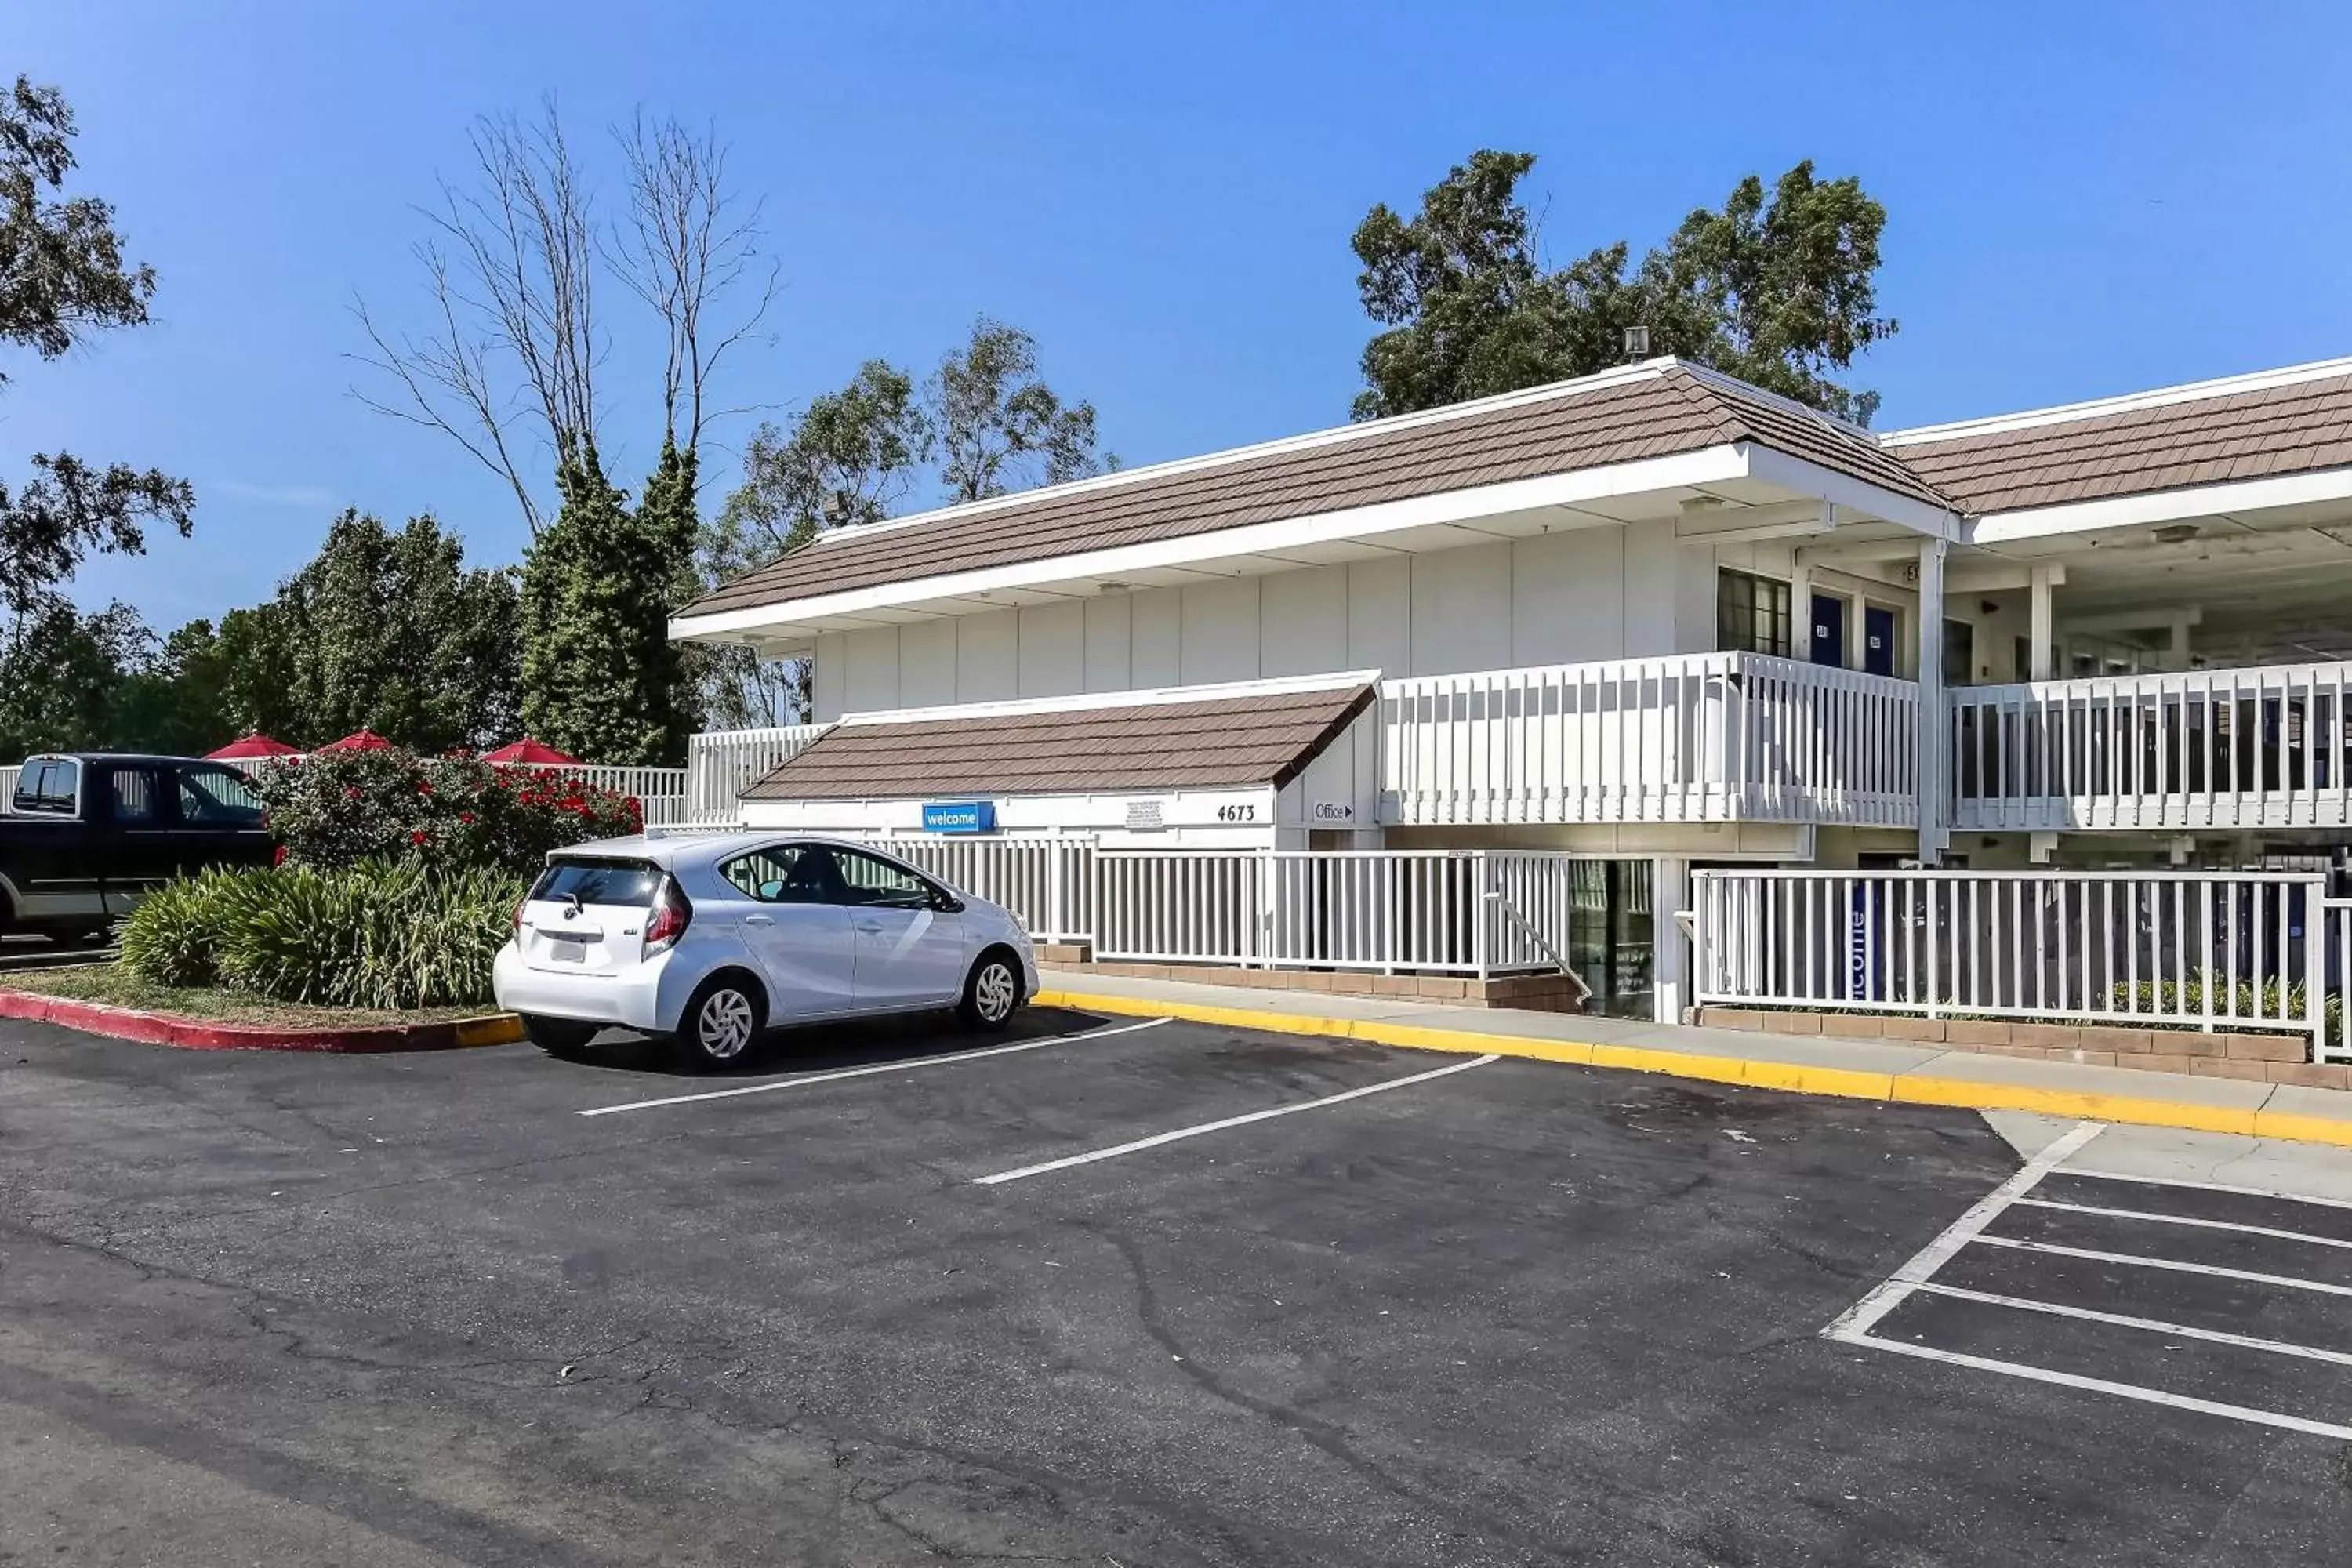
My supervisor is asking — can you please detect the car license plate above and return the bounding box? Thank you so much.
[547,941,586,962]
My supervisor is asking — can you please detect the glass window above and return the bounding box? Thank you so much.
[109,767,160,824]
[532,858,664,908]
[722,844,840,904]
[14,758,78,815]
[1943,619,1976,688]
[1717,569,1792,657]
[176,764,266,826]
[833,847,939,909]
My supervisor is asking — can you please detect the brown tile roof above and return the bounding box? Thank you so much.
[1889,372,2352,514]
[742,682,1376,800]
[683,364,1950,621]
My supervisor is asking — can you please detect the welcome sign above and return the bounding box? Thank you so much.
[920,800,996,834]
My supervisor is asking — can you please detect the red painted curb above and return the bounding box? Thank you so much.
[0,985,523,1053]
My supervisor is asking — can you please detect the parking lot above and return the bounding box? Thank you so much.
[2,1005,2349,1565]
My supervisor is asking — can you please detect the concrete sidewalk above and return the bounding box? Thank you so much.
[1033,967,2352,1149]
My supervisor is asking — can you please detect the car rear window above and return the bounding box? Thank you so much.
[13,757,78,815]
[532,859,662,907]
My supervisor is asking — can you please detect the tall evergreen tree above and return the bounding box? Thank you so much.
[519,450,689,765]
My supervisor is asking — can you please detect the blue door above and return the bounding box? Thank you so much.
[1863,605,1896,677]
[1809,593,1846,668]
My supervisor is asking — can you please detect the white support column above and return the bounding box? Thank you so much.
[1848,592,1870,675]
[2028,564,2059,681]
[1653,856,1692,1023]
[1790,561,1814,662]
[1915,537,1949,864]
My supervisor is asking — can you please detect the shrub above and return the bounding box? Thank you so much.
[118,865,273,987]
[125,860,529,1011]
[255,746,641,877]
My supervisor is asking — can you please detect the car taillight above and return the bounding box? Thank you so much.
[644,878,691,956]
[513,896,528,938]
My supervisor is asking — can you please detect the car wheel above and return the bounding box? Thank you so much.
[519,1013,599,1058]
[673,975,767,1072]
[958,951,1022,1030]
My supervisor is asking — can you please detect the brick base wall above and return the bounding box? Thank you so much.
[1690,1007,2346,1090]
[1040,960,1587,1014]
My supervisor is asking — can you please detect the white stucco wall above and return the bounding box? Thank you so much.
[806,523,1743,724]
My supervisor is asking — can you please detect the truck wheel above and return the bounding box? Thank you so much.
[519,1014,599,1058]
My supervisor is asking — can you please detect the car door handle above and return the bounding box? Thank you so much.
[855,921,885,934]
[743,913,775,926]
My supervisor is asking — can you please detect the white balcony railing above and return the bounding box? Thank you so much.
[684,724,830,822]
[1380,652,1919,829]
[1952,662,2352,833]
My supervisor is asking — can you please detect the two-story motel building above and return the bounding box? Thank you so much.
[669,354,2352,1030]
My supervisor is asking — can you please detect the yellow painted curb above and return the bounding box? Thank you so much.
[1032,986,2352,1149]
[452,1014,525,1048]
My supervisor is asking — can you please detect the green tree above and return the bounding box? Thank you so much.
[259,510,520,752]
[520,451,688,764]
[1352,151,1896,424]
[0,76,192,627]
[698,360,931,725]
[0,600,153,757]
[928,319,1107,504]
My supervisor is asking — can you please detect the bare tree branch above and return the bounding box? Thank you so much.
[609,111,779,463]
[347,100,602,534]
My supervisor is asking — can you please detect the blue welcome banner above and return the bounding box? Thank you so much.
[921,800,996,834]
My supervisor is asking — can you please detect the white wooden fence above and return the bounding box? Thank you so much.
[1951,661,2352,833]
[1090,848,1586,977]
[1690,868,2347,1062]
[684,724,830,822]
[0,764,14,813]
[1381,652,1918,829]
[855,834,1094,943]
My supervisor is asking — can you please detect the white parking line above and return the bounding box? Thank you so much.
[1824,1121,2106,1342]
[973,1053,1500,1186]
[1969,1234,2352,1298]
[2062,1167,2352,1213]
[2013,1196,2352,1252]
[1828,1120,2352,1438]
[576,1017,1171,1117]
[1912,1281,2352,1370]
[1842,1333,2352,1443]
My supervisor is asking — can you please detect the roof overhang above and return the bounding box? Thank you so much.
[673,444,1958,649]
[1968,466,2352,546]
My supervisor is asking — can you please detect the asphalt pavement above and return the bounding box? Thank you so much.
[2,1004,2347,1565]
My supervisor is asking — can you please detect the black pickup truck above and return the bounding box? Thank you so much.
[0,753,277,942]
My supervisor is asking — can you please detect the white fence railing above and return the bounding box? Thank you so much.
[685,724,830,822]
[1381,652,1918,829]
[1691,868,2344,1061]
[1092,849,1589,978]
[1952,661,2352,833]
[0,764,14,813]
[853,834,1094,943]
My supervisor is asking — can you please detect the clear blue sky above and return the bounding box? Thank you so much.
[13,2,2352,631]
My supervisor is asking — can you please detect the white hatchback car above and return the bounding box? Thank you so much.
[492,831,1039,1069]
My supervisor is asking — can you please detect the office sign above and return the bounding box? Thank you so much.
[920,800,995,834]
[1310,800,1357,825]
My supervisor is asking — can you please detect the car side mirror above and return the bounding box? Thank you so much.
[933,891,964,913]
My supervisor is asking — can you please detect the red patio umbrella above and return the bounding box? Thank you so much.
[204,732,301,761]
[481,738,583,766]
[315,728,394,753]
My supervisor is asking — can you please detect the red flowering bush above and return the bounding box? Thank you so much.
[255,746,643,876]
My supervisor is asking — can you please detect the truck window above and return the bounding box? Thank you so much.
[13,758,79,816]
[176,764,266,826]
[109,767,162,824]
